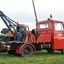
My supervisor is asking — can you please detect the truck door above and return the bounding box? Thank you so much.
[37,21,52,43]
[53,22,64,49]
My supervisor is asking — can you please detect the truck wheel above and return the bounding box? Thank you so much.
[61,49,64,54]
[47,49,54,53]
[21,45,33,57]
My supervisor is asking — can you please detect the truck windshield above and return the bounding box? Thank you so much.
[55,22,63,31]
[40,23,48,29]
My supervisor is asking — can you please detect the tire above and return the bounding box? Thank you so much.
[47,49,54,53]
[61,49,64,54]
[21,45,33,57]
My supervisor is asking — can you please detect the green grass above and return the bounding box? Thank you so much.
[0,50,64,64]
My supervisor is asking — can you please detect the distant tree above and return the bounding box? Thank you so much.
[1,28,9,34]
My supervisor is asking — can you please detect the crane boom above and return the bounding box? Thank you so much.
[32,0,38,23]
[0,11,17,35]
[0,11,28,42]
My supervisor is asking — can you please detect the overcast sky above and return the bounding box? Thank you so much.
[0,0,64,31]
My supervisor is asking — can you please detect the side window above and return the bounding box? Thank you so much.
[55,23,63,31]
[40,23,48,29]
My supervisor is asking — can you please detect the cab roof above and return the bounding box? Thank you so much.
[36,20,63,24]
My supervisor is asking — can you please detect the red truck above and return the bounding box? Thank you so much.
[0,0,64,57]
[0,11,64,57]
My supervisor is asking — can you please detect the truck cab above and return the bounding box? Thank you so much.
[36,19,64,51]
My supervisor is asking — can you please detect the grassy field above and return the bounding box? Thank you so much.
[0,50,64,64]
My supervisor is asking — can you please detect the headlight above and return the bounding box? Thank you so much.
[7,45,10,50]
